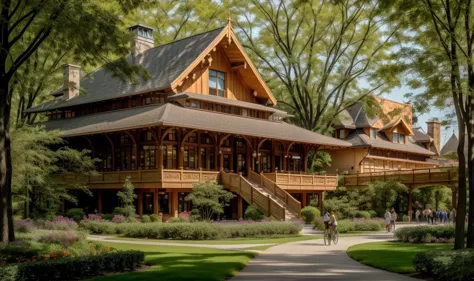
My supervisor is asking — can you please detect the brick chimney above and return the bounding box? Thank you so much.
[63,64,81,100]
[128,24,154,55]
[427,119,441,153]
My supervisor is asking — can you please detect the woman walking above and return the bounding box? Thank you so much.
[385,209,392,232]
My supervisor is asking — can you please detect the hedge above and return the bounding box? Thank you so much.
[301,206,320,224]
[314,218,384,233]
[413,249,474,281]
[394,225,455,243]
[80,221,302,240]
[0,250,144,281]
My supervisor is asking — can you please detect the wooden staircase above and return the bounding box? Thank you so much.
[247,170,301,221]
[220,171,286,221]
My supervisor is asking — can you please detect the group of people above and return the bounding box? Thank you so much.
[417,208,456,224]
[384,209,397,232]
[323,210,338,234]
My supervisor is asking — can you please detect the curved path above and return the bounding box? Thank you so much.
[231,232,418,281]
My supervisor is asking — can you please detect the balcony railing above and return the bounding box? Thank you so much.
[343,168,458,187]
[263,172,338,190]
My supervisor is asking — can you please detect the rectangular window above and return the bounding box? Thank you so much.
[393,133,399,143]
[209,70,225,97]
[370,128,377,139]
[399,134,405,144]
[158,190,169,214]
[338,129,345,139]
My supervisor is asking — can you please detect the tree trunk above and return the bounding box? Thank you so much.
[455,123,467,249]
[0,80,14,244]
[467,126,474,248]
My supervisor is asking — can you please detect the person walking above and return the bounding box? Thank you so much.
[450,208,456,224]
[415,209,421,224]
[384,209,391,233]
[428,209,434,224]
[390,209,397,232]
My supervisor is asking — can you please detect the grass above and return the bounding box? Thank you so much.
[101,235,322,246]
[87,242,256,281]
[347,241,453,273]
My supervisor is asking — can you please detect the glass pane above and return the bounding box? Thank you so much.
[217,71,225,79]
[218,90,225,97]
[209,88,217,96]
[209,70,217,77]
[218,78,225,90]
[209,76,217,89]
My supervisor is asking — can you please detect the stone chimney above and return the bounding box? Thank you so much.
[427,119,441,153]
[128,24,154,55]
[63,64,81,100]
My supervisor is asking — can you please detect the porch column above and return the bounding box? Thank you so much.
[246,144,251,175]
[303,151,308,173]
[97,190,103,214]
[172,190,179,217]
[157,128,163,169]
[302,192,307,208]
[452,186,458,209]
[271,140,276,172]
[178,145,184,169]
[408,187,412,223]
[153,189,159,214]
[238,195,243,220]
[319,191,324,212]
[137,189,143,215]
[219,149,224,171]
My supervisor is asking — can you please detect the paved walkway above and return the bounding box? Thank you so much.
[88,235,275,250]
[231,232,418,281]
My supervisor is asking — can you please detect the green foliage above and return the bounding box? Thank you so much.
[355,211,371,219]
[412,186,452,211]
[114,176,137,220]
[314,218,384,233]
[79,221,302,240]
[0,250,144,281]
[167,217,187,223]
[323,186,375,219]
[369,181,408,210]
[149,214,161,223]
[186,183,235,221]
[11,126,98,219]
[394,225,455,243]
[65,208,85,222]
[301,206,320,224]
[413,249,474,281]
[244,205,265,221]
[140,215,151,223]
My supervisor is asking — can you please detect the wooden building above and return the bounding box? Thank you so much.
[26,23,350,221]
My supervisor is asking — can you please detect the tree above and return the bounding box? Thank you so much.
[11,126,97,218]
[0,0,149,243]
[234,0,400,134]
[186,182,235,221]
[369,181,408,211]
[323,186,376,218]
[383,0,473,249]
[115,176,137,220]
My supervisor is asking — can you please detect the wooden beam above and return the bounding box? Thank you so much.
[231,62,247,70]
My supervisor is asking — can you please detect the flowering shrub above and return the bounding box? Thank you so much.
[179,211,190,221]
[394,225,455,243]
[43,216,78,231]
[82,214,102,222]
[38,231,80,247]
[314,218,384,233]
[112,215,126,224]
[13,219,36,233]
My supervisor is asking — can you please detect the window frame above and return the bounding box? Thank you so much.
[209,69,225,97]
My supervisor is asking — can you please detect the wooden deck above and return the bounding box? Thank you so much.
[343,168,458,188]
[263,172,338,190]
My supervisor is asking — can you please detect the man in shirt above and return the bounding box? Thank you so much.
[323,210,330,231]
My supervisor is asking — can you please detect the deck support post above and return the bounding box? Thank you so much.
[302,191,307,208]
[153,189,159,214]
[408,187,412,224]
[137,189,143,215]
[238,195,243,220]
[97,190,103,214]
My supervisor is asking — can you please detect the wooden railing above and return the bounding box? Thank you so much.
[249,170,301,216]
[263,172,338,190]
[343,168,458,187]
[161,169,219,183]
[221,171,286,221]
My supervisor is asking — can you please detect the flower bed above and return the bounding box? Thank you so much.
[413,249,474,281]
[0,250,144,281]
[314,218,384,233]
[394,225,455,243]
[79,221,303,240]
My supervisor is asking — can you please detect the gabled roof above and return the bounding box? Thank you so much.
[345,129,435,156]
[38,103,351,148]
[380,117,414,136]
[413,128,433,142]
[441,133,460,155]
[27,27,226,113]
[334,103,378,129]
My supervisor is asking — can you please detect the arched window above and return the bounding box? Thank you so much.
[140,131,157,169]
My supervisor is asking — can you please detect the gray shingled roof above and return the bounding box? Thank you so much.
[168,92,290,116]
[413,128,433,142]
[345,129,435,156]
[440,133,469,156]
[334,103,378,129]
[39,103,351,147]
[26,27,225,114]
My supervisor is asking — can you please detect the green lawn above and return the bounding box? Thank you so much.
[87,242,256,281]
[347,241,452,273]
[101,235,322,246]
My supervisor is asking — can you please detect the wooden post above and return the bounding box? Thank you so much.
[246,144,251,175]
[98,191,103,214]
[319,191,324,212]
[302,192,307,208]
[238,195,243,220]
[408,187,412,223]
[137,189,143,215]
[173,190,179,217]
[153,189,159,214]
[271,140,276,172]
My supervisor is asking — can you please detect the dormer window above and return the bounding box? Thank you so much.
[338,129,345,139]
[370,128,377,139]
[209,70,225,97]
[399,133,405,144]
[392,132,405,144]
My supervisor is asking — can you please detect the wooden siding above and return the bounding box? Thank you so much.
[181,46,258,103]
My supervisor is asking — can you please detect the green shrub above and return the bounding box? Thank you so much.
[119,222,219,240]
[336,220,355,233]
[141,215,151,223]
[413,249,474,281]
[402,215,409,222]
[0,250,144,281]
[100,214,114,221]
[301,206,320,224]
[394,225,455,243]
[353,220,384,231]
[218,222,302,238]
[244,205,265,221]
[368,210,377,218]
[149,214,161,222]
[79,220,118,235]
[65,208,85,222]
[167,217,187,223]
[355,211,371,219]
